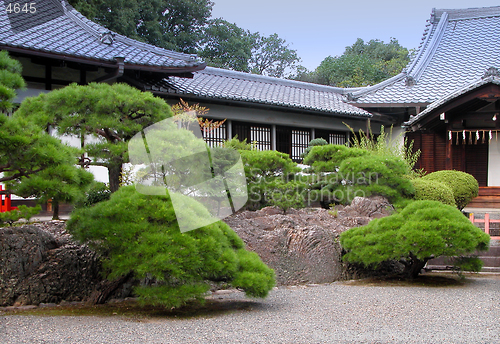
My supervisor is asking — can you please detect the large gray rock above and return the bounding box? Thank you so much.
[224,196,394,285]
[0,222,103,306]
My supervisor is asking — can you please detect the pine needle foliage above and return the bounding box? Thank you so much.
[340,200,490,279]
[67,186,275,308]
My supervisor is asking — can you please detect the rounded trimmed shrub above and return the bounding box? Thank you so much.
[411,178,455,206]
[422,170,479,210]
[67,186,275,308]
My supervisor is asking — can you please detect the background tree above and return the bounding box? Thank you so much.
[198,18,254,72]
[296,38,410,87]
[68,0,301,77]
[248,33,301,78]
[68,0,214,53]
[14,83,172,192]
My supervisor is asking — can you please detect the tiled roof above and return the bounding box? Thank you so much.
[0,0,205,72]
[141,67,372,117]
[349,6,500,106]
[405,74,500,126]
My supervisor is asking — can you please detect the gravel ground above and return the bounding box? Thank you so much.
[1,274,499,344]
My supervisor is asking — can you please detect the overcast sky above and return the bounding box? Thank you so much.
[211,1,500,71]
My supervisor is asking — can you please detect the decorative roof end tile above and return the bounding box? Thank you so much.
[482,67,500,79]
[100,31,115,45]
[405,76,417,87]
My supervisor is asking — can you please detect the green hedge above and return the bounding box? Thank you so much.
[411,178,455,207]
[422,170,478,210]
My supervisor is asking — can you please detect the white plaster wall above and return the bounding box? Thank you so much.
[488,140,500,186]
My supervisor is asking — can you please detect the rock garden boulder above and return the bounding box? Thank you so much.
[224,196,393,285]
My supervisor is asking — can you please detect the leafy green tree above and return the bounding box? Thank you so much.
[0,50,25,113]
[299,137,328,160]
[0,115,80,183]
[14,83,172,192]
[249,33,301,78]
[303,144,368,173]
[67,186,275,308]
[0,52,74,184]
[68,0,214,53]
[340,200,490,279]
[199,18,254,71]
[297,38,409,87]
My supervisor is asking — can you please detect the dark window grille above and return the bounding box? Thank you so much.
[232,122,271,150]
[250,126,271,151]
[315,129,347,146]
[202,122,227,147]
[291,129,310,161]
[329,132,347,145]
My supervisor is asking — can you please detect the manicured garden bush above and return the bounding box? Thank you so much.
[340,200,490,279]
[67,186,275,308]
[302,144,368,172]
[300,137,328,160]
[422,170,479,210]
[239,150,302,210]
[334,155,414,205]
[411,178,455,206]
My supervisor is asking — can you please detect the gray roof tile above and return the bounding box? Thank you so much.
[145,67,371,117]
[350,6,500,106]
[0,0,204,71]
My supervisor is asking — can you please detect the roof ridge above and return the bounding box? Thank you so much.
[406,12,448,82]
[434,6,500,20]
[201,67,363,94]
[348,10,449,100]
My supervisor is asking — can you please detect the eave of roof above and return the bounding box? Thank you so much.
[139,67,372,118]
[405,74,500,127]
[0,0,205,74]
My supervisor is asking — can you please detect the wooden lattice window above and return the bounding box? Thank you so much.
[315,129,347,145]
[232,122,271,150]
[250,125,271,151]
[329,132,347,145]
[202,122,227,147]
[291,129,310,161]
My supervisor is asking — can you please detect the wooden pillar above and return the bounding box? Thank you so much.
[271,124,276,151]
[485,213,490,235]
[226,120,232,140]
[310,128,315,141]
